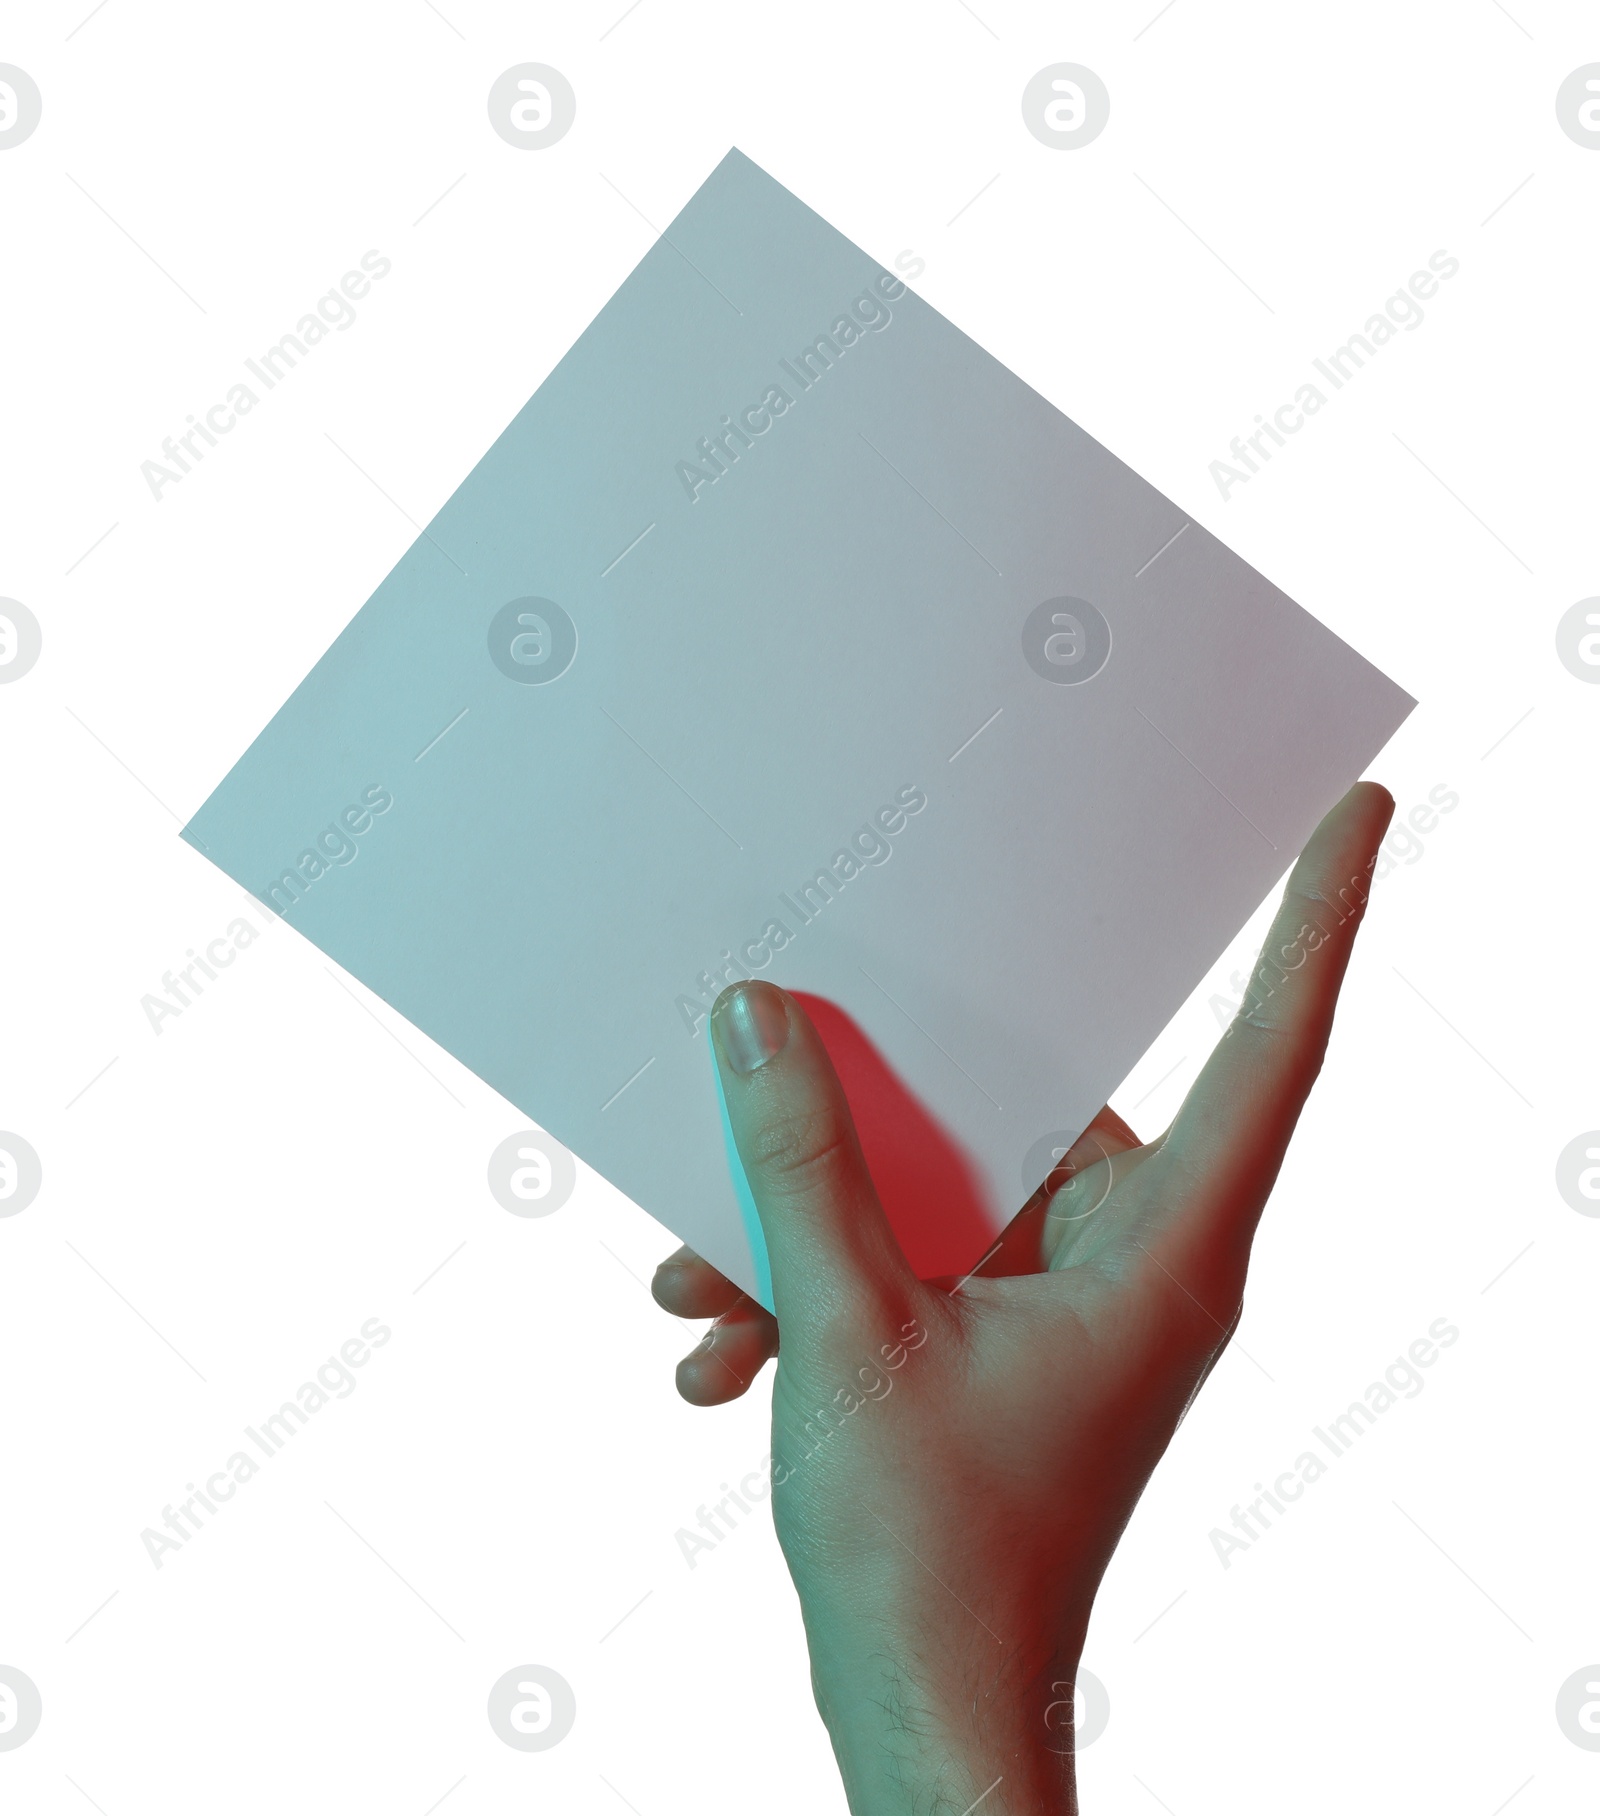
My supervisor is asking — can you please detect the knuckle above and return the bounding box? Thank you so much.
[1232,1005,1294,1039]
[745,1104,856,1196]
[1228,989,1330,1074]
[1286,878,1366,933]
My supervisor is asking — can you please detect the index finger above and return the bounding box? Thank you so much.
[1155,781,1395,1258]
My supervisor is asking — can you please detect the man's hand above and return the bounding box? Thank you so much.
[652,782,1395,1815]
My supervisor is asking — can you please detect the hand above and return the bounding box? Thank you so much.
[651,782,1395,1814]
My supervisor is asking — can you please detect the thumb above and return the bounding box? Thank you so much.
[709,981,916,1345]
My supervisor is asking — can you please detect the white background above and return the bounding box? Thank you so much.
[2,2,1596,1811]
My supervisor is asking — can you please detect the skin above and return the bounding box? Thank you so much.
[652,782,1395,1814]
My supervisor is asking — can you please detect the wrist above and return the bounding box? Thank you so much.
[803,1605,1087,1815]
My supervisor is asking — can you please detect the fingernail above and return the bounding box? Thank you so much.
[713,981,790,1074]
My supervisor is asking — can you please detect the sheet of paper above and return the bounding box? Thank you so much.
[182,147,1415,1311]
